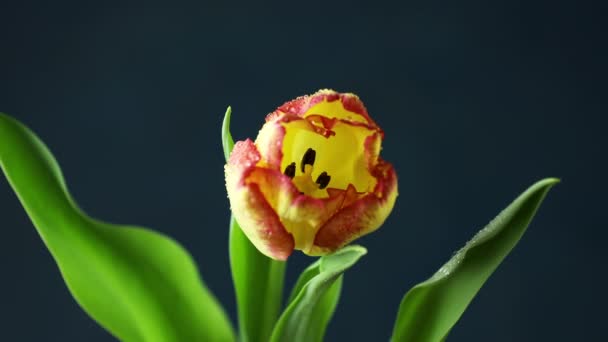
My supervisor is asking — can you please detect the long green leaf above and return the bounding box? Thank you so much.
[0,113,235,342]
[286,259,343,342]
[309,275,343,342]
[391,178,559,342]
[271,245,367,342]
[222,107,287,342]
[286,259,322,305]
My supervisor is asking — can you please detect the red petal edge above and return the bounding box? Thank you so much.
[313,159,398,252]
[266,89,379,129]
[226,139,295,260]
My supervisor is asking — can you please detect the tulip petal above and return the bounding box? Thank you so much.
[223,108,287,342]
[312,160,398,254]
[254,119,286,170]
[246,166,347,254]
[225,140,295,260]
[268,89,379,129]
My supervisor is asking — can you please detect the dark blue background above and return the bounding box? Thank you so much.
[0,1,605,341]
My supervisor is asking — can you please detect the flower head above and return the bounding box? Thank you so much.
[225,89,397,260]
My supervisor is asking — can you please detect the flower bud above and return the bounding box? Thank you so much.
[225,89,397,260]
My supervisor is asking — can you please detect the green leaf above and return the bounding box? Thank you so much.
[229,217,287,342]
[222,106,235,161]
[286,259,322,305]
[222,107,287,342]
[309,275,343,342]
[0,113,235,342]
[271,245,367,342]
[285,259,343,342]
[391,178,559,342]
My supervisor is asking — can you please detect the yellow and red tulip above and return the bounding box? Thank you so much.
[225,89,398,260]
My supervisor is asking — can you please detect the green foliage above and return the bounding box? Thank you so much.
[285,258,343,342]
[391,178,558,342]
[228,216,287,342]
[222,106,235,161]
[1,109,558,342]
[271,245,367,342]
[223,107,287,342]
[0,113,235,342]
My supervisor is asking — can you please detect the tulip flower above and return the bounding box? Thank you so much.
[225,89,398,260]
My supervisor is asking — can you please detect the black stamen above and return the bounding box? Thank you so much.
[284,162,296,178]
[301,148,316,172]
[316,171,331,189]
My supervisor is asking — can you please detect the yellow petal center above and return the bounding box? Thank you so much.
[280,101,378,198]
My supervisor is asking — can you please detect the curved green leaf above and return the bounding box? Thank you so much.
[222,106,235,161]
[222,107,287,342]
[308,275,343,342]
[286,259,321,305]
[0,113,235,342]
[271,245,367,342]
[391,178,559,342]
[285,258,343,342]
